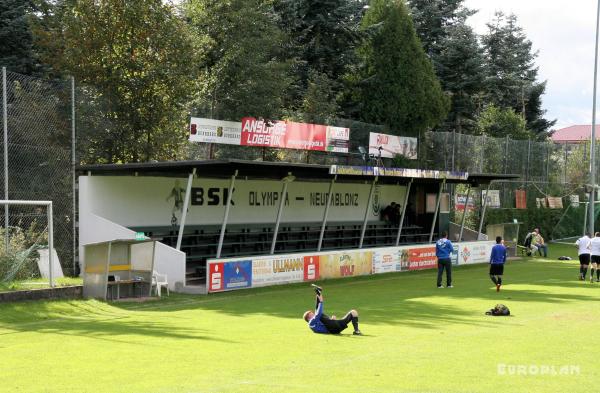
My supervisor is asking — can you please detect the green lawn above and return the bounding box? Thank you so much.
[0,246,597,393]
[0,277,82,292]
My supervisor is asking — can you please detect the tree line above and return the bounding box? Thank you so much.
[0,0,555,163]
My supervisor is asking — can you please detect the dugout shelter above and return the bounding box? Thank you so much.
[78,159,517,293]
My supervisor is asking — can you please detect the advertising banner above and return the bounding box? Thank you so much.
[482,190,501,208]
[210,260,252,291]
[81,176,406,227]
[240,117,350,152]
[454,193,476,212]
[546,197,563,209]
[407,247,437,271]
[329,165,469,181]
[208,262,224,292]
[459,241,494,265]
[320,251,373,279]
[207,241,493,293]
[189,117,242,145]
[251,256,304,287]
[569,194,579,207]
[369,132,418,159]
[189,117,350,152]
[372,247,401,274]
[515,190,527,209]
[303,255,320,281]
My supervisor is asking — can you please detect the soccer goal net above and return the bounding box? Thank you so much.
[0,200,56,288]
[549,201,600,244]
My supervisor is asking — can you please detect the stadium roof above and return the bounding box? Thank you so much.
[551,125,596,143]
[78,159,519,186]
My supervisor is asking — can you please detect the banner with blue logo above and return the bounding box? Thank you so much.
[223,260,252,290]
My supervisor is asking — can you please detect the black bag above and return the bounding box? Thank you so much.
[486,304,510,316]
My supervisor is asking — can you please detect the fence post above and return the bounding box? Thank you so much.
[48,202,54,288]
[504,135,509,174]
[480,135,485,172]
[526,139,531,182]
[71,76,76,276]
[2,67,8,252]
[451,131,456,171]
[564,143,568,183]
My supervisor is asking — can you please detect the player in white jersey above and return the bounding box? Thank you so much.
[576,234,591,280]
[589,232,600,282]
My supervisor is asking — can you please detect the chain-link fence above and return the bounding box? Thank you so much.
[0,68,75,277]
[1,68,597,280]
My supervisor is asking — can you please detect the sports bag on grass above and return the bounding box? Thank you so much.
[485,304,510,316]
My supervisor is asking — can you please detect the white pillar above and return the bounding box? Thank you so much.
[429,178,446,243]
[317,176,336,251]
[359,178,378,249]
[395,179,413,246]
[176,168,196,250]
[216,171,237,258]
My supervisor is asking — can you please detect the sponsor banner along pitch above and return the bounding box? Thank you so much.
[207,241,494,292]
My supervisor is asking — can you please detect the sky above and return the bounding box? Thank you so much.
[464,0,599,129]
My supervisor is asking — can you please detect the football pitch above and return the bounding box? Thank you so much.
[1,247,598,392]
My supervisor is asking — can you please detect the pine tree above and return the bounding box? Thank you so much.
[186,0,293,121]
[435,23,484,134]
[275,0,366,112]
[407,0,474,58]
[481,12,555,136]
[0,0,39,74]
[356,0,449,136]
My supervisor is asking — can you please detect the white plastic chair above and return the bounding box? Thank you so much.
[152,271,169,297]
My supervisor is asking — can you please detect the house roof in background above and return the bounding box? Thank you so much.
[551,125,597,143]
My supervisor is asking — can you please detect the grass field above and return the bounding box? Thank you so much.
[0,243,598,392]
[0,277,82,292]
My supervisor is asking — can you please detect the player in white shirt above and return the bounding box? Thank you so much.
[576,234,592,280]
[589,232,600,283]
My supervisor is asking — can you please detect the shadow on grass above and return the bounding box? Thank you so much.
[0,300,236,344]
[1,260,593,340]
[108,260,598,331]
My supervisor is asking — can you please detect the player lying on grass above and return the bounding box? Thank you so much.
[489,236,507,292]
[302,286,362,335]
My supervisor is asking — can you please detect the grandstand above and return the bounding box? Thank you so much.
[78,159,517,292]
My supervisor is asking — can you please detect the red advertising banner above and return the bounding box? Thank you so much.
[408,247,437,271]
[208,262,224,292]
[241,117,349,152]
[303,255,320,281]
[515,189,527,209]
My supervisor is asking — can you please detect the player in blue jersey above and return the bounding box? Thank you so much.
[489,236,508,292]
[303,286,361,335]
[436,231,454,288]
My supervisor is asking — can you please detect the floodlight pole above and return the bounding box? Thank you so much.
[589,0,600,236]
[317,176,336,252]
[395,178,413,246]
[2,67,8,252]
[584,202,589,236]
